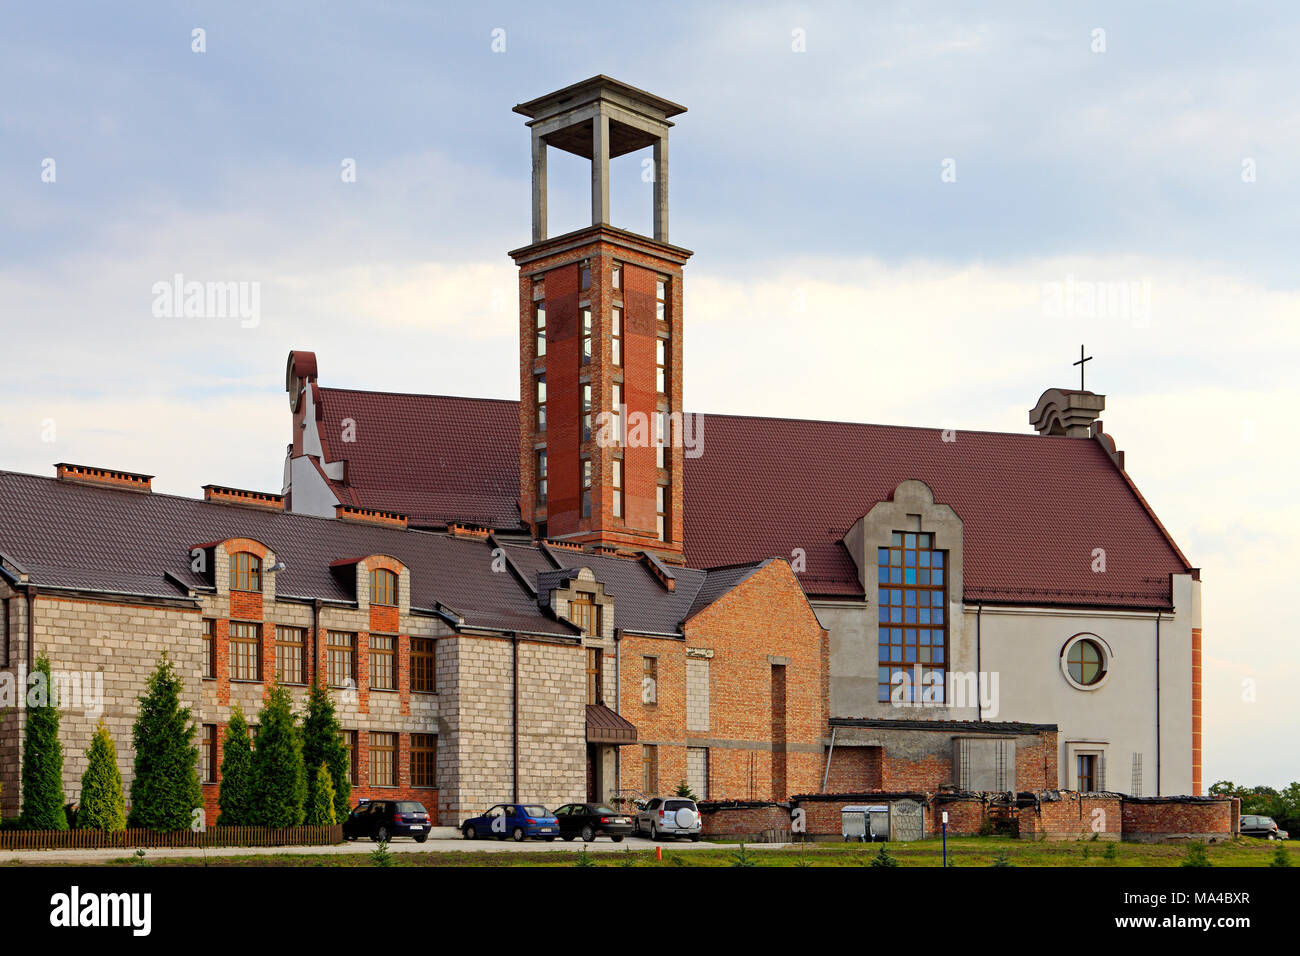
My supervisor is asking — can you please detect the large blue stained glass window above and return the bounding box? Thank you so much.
[877,531,948,702]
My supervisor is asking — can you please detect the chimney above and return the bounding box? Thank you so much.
[203,484,284,511]
[334,504,408,529]
[55,463,153,492]
[1029,389,1105,438]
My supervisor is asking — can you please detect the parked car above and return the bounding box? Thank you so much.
[554,803,634,842]
[342,800,432,843]
[460,803,560,842]
[1240,814,1289,840]
[635,797,702,841]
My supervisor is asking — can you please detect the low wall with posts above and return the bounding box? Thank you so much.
[0,824,344,851]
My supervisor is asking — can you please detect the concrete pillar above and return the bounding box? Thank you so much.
[653,135,669,242]
[531,130,548,243]
[592,109,610,227]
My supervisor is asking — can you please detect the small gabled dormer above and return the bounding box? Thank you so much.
[538,567,613,640]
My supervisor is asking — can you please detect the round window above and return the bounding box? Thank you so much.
[1060,634,1111,690]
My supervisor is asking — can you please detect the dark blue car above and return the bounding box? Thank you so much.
[460,803,560,842]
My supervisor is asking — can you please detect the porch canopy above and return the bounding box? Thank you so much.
[586,704,637,745]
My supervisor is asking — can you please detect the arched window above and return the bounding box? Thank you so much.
[230,552,261,592]
[370,568,397,606]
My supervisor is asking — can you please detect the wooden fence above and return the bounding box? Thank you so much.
[0,824,343,851]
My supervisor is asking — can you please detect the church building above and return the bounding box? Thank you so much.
[0,78,1204,836]
[282,76,1202,799]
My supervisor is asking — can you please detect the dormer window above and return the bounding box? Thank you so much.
[570,593,601,636]
[370,568,398,606]
[230,552,261,592]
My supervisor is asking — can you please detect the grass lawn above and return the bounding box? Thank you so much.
[9,836,1291,867]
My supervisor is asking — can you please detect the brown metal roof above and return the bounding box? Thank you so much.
[586,703,637,745]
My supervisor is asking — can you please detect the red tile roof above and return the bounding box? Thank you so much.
[306,391,1192,609]
[317,388,525,530]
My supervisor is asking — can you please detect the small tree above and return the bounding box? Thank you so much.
[217,706,254,826]
[77,721,126,831]
[869,843,899,867]
[21,655,67,830]
[250,684,306,828]
[1270,842,1291,868]
[1180,842,1212,867]
[305,763,337,826]
[301,680,351,822]
[129,654,202,831]
[674,780,698,801]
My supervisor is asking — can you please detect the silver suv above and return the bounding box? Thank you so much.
[635,797,702,841]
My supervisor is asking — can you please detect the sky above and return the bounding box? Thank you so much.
[1,1,1297,788]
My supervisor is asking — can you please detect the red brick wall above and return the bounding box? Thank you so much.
[699,804,791,840]
[824,746,883,792]
[1121,798,1234,843]
[1019,793,1122,841]
[615,560,827,802]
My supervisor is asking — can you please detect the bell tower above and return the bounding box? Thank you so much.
[509,76,691,561]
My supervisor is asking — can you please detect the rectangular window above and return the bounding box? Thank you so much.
[612,263,622,290]
[586,647,603,705]
[656,277,668,322]
[581,382,592,442]
[370,732,397,787]
[1078,754,1097,792]
[230,552,261,592]
[656,485,668,542]
[656,337,667,394]
[611,382,622,445]
[345,730,359,785]
[642,656,658,703]
[656,410,668,469]
[642,744,659,794]
[411,637,436,693]
[201,724,217,783]
[411,734,437,788]
[536,449,548,505]
[370,634,396,690]
[202,618,216,679]
[275,626,306,685]
[229,621,262,682]
[534,301,546,357]
[612,308,622,366]
[580,261,591,290]
[612,459,623,518]
[535,374,546,431]
[581,308,592,365]
[581,459,592,518]
[876,532,948,703]
[327,631,356,689]
[570,595,600,637]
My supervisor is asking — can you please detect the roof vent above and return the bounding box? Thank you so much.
[334,504,408,529]
[203,484,284,511]
[55,463,153,493]
[1029,389,1105,438]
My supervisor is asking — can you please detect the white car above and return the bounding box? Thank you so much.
[635,797,702,841]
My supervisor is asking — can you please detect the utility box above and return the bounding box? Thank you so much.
[842,805,889,842]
